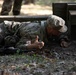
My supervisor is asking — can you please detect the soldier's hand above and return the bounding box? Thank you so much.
[26,41,44,49]
[34,41,44,49]
[26,35,44,49]
[60,40,69,48]
[34,35,44,49]
[34,35,39,43]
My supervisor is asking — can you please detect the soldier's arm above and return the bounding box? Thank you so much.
[26,41,44,49]
[59,32,70,47]
[16,36,44,50]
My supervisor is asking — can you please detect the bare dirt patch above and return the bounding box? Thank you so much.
[20,4,52,16]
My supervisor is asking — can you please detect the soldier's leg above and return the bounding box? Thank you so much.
[0,0,13,15]
[13,0,23,15]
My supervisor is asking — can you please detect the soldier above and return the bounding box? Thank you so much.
[0,0,23,15]
[0,15,70,51]
[15,15,69,50]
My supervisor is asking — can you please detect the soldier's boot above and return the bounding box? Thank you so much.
[1,12,9,15]
[13,10,20,15]
[0,0,12,15]
[0,10,9,15]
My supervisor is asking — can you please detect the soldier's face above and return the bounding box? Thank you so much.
[46,26,60,36]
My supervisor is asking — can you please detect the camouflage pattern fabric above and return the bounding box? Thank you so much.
[0,21,20,47]
[4,35,19,47]
[16,22,47,50]
[0,22,9,45]
[0,0,23,15]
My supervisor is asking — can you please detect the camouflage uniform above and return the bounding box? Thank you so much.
[0,15,69,50]
[0,0,23,15]
[0,21,20,47]
[16,22,48,50]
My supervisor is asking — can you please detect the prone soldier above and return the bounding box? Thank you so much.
[0,15,70,51]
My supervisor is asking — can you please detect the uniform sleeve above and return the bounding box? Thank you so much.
[15,34,39,50]
[58,31,70,43]
[15,37,31,50]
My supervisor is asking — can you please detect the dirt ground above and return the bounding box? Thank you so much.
[0,41,76,75]
[0,1,76,75]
